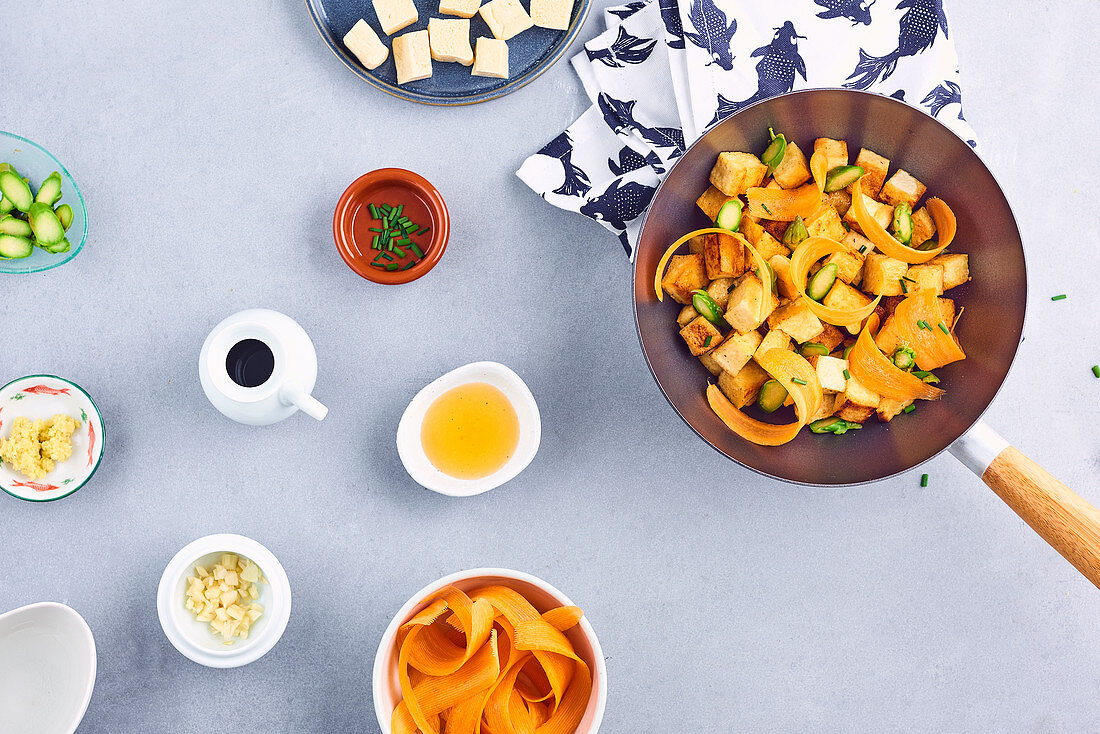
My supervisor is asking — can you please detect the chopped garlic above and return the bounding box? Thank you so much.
[184,554,265,644]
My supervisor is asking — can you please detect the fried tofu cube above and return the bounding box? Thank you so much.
[814,138,848,172]
[676,305,696,327]
[760,218,789,240]
[822,280,873,327]
[709,152,767,197]
[823,248,865,285]
[842,230,874,256]
[772,141,811,189]
[765,179,782,190]
[843,194,894,235]
[874,314,903,355]
[699,351,723,376]
[905,263,944,295]
[724,275,776,332]
[938,297,956,327]
[854,148,890,198]
[703,231,746,279]
[862,253,909,296]
[471,37,508,77]
[877,397,914,422]
[679,316,723,356]
[754,231,789,261]
[717,361,770,408]
[696,186,737,221]
[815,355,848,393]
[879,169,927,209]
[661,253,708,304]
[757,327,792,356]
[817,322,845,351]
[687,235,706,254]
[823,189,852,218]
[911,206,936,247]
[834,375,880,422]
[739,213,766,245]
[929,253,970,290]
[705,277,736,309]
[767,298,824,344]
[810,392,838,422]
[805,205,847,242]
[710,330,762,375]
[768,255,799,300]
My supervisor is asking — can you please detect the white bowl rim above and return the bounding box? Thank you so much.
[396,361,541,497]
[371,567,607,734]
[0,600,97,734]
[156,533,291,669]
[0,374,106,503]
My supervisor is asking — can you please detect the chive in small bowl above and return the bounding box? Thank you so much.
[0,131,88,274]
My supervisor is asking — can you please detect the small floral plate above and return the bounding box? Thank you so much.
[0,375,105,502]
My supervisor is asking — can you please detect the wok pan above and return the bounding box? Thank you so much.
[633,89,1100,588]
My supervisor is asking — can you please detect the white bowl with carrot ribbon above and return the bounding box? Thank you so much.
[373,568,607,734]
[0,375,104,502]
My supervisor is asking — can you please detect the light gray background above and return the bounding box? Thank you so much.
[3,1,1099,732]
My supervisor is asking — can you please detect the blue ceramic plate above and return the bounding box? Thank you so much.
[306,0,591,105]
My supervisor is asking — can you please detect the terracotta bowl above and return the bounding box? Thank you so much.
[333,168,449,284]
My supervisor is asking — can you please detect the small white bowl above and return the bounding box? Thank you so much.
[156,534,291,669]
[372,568,607,734]
[0,375,105,502]
[0,601,96,734]
[396,362,541,496]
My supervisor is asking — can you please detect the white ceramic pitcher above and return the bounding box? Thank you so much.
[198,309,328,425]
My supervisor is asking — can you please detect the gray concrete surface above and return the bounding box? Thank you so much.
[2,1,1099,731]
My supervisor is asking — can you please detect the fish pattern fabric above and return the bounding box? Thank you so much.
[517,0,977,260]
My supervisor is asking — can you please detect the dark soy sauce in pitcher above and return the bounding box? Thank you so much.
[226,339,275,388]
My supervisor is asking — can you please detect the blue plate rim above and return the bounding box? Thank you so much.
[304,0,592,106]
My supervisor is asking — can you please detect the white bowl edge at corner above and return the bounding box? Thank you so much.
[156,533,292,669]
[0,601,96,734]
[396,361,541,497]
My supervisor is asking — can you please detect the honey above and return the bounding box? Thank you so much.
[421,382,519,479]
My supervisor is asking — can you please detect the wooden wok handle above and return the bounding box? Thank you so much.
[981,446,1100,589]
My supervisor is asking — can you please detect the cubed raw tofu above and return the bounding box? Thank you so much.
[754,231,789,261]
[696,186,737,221]
[929,253,969,289]
[471,37,508,77]
[815,355,848,393]
[823,279,872,318]
[531,0,575,30]
[772,141,811,189]
[817,322,845,351]
[705,277,736,310]
[768,255,799,300]
[877,397,914,422]
[843,194,893,235]
[805,205,847,242]
[699,351,723,376]
[709,152,767,197]
[809,392,838,422]
[823,248,865,285]
[676,305,696,327]
[767,298,824,344]
[905,263,944,295]
[343,19,389,70]
[393,30,432,84]
[834,375,880,423]
[879,169,927,209]
[911,206,936,247]
[429,18,474,64]
[724,275,776,332]
[717,361,770,408]
[440,0,481,17]
[822,189,852,217]
[842,230,874,256]
[704,231,746,279]
[862,253,909,296]
[479,0,533,40]
[709,330,762,376]
[679,316,723,356]
[661,253,708,304]
[814,138,848,172]
[373,0,418,34]
[757,327,792,356]
[854,148,890,198]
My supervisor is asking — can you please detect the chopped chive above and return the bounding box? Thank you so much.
[372,234,380,248]
[370,261,386,269]
[417,226,430,235]
[380,251,394,261]
[410,243,424,258]
[704,335,713,348]
[1092,365,1100,378]
[902,275,916,283]
[1051,294,1067,301]
[917,319,930,330]
[937,322,950,335]
[903,404,916,414]
[393,204,403,217]
[899,278,908,294]
[842,369,850,380]
[761,203,773,215]
[368,227,383,233]
[401,261,416,270]
[392,246,406,257]
[369,204,379,218]
[920,473,929,487]
[791,377,807,385]
[381,204,393,213]
[386,262,399,271]
[858,244,868,254]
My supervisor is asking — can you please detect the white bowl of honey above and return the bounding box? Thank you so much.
[396,361,541,496]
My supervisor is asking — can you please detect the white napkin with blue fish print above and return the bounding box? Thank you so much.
[517,0,977,259]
